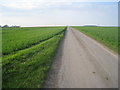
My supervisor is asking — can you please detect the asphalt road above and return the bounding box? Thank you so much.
[44,26,118,88]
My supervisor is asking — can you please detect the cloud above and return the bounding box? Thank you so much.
[1,0,70,10]
[0,1,118,26]
[1,0,119,10]
[1,0,53,10]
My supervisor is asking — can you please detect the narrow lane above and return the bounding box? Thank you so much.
[45,26,118,88]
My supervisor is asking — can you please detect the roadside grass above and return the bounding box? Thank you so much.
[2,27,66,88]
[73,26,118,53]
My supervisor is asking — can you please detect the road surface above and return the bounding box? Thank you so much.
[44,26,118,88]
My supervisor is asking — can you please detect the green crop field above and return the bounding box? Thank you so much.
[73,26,118,53]
[3,27,65,55]
[2,27,66,88]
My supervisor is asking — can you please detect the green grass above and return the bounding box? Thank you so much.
[73,26,118,53]
[2,27,65,55]
[2,27,66,88]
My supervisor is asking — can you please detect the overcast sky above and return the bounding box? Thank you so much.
[0,0,119,27]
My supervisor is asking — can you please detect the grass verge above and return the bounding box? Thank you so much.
[72,26,118,54]
[3,31,65,88]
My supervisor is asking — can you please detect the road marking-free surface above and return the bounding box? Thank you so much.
[44,27,118,88]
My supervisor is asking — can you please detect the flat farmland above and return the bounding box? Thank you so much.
[72,26,118,53]
[2,27,66,88]
[3,27,65,55]
[2,26,118,88]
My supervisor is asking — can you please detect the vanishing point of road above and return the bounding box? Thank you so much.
[44,26,118,88]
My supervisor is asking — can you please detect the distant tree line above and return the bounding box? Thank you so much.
[0,25,20,28]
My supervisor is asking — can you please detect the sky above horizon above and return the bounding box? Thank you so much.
[0,0,119,27]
